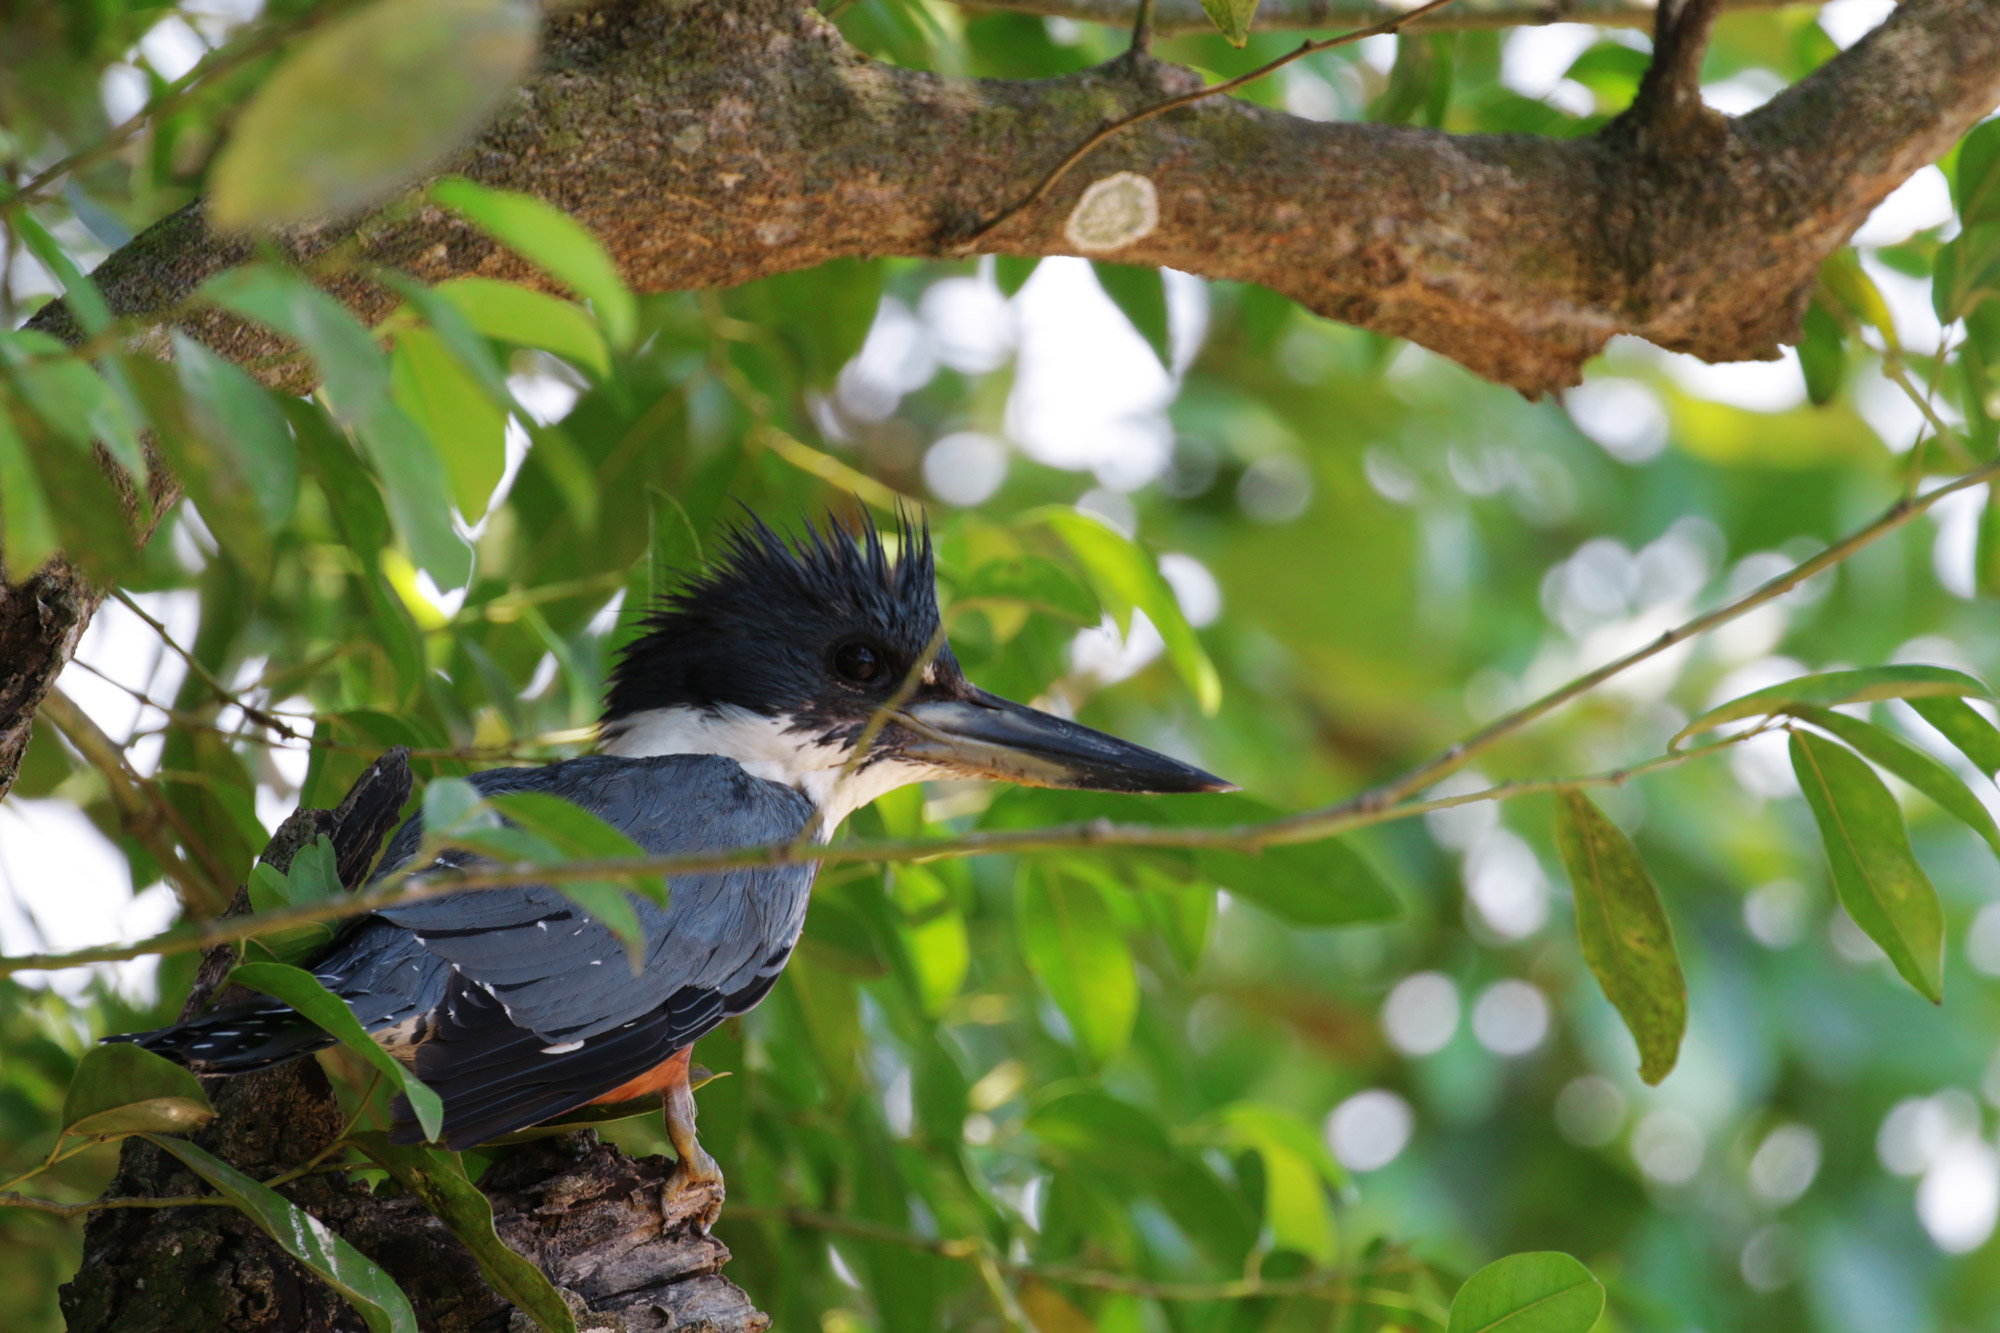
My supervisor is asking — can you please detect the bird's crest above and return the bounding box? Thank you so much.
[602,508,939,725]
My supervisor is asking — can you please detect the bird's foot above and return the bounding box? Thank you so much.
[661,1142,724,1233]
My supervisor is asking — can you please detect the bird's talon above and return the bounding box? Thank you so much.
[662,1150,725,1232]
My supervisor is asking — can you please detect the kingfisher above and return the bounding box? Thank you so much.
[114,513,1230,1204]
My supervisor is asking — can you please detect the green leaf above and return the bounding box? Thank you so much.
[144,1135,419,1333]
[354,398,471,586]
[432,177,638,350]
[246,838,344,965]
[1091,262,1171,368]
[1820,249,1901,353]
[1553,790,1686,1084]
[1447,1252,1605,1333]
[1673,665,1993,748]
[1910,695,2000,779]
[1935,224,2000,324]
[7,350,145,481]
[348,1132,576,1333]
[422,776,486,833]
[0,404,59,575]
[390,326,508,519]
[1792,706,2000,862]
[286,836,347,904]
[14,212,111,336]
[1016,866,1137,1067]
[173,333,299,529]
[5,393,139,581]
[891,864,970,1015]
[993,255,1039,298]
[434,277,611,378]
[728,259,886,388]
[1976,489,2000,592]
[1789,731,1946,1003]
[422,785,659,965]
[227,962,445,1142]
[61,1043,215,1141]
[1799,300,1845,406]
[200,265,389,425]
[1199,0,1260,47]
[484,791,655,884]
[955,555,1099,624]
[208,0,537,230]
[1196,835,1400,928]
[1956,117,2000,226]
[1028,506,1221,714]
[1210,1103,1342,1262]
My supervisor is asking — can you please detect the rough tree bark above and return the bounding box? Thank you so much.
[60,750,768,1333]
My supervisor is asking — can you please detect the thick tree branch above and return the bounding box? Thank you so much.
[967,0,1796,33]
[36,0,1999,397]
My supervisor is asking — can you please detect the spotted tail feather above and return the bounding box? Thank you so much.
[107,1005,337,1075]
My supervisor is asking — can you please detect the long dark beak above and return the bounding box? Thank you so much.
[894,688,1235,794]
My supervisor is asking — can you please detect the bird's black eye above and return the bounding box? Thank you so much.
[833,641,884,684]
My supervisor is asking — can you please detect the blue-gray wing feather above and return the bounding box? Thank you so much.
[372,754,816,1042]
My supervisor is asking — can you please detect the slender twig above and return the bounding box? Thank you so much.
[1276,457,2000,831]
[0,1190,229,1218]
[0,731,1757,978]
[1131,0,1158,52]
[110,590,300,739]
[964,0,1800,35]
[36,689,230,915]
[7,459,1996,977]
[952,0,1464,251]
[732,1203,1441,1313]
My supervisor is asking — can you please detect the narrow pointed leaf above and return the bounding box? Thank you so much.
[15,212,111,336]
[226,962,445,1142]
[1788,731,1945,1003]
[389,326,507,519]
[419,786,656,965]
[354,397,470,586]
[1092,262,1171,368]
[958,555,1100,625]
[349,1132,576,1333]
[1674,665,1993,748]
[1028,506,1221,714]
[1017,866,1137,1067]
[433,278,611,377]
[209,0,537,230]
[1447,1252,1604,1333]
[1792,706,2000,861]
[61,1043,215,1141]
[482,792,648,863]
[1909,695,2000,780]
[431,177,637,350]
[144,1135,419,1333]
[200,265,389,424]
[173,333,299,528]
[994,255,1039,297]
[1553,790,1686,1084]
[1200,0,1261,47]
[0,404,59,575]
